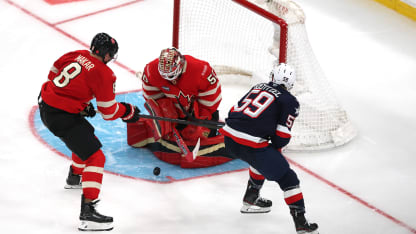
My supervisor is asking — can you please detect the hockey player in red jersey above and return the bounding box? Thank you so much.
[38,32,140,231]
[127,47,232,168]
[220,63,319,233]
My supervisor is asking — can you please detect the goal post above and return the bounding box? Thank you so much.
[230,0,288,65]
[171,0,357,151]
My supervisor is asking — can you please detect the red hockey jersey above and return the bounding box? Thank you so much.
[141,55,222,119]
[40,50,126,120]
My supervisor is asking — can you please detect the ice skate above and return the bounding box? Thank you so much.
[64,166,82,189]
[79,195,113,231]
[240,182,272,213]
[290,209,319,234]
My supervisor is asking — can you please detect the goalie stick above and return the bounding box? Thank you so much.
[137,113,204,162]
[140,100,205,162]
[126,98,219,161]
[172,128,200,162]
[171,97,210,162]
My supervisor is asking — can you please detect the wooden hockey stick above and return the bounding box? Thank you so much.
[138,114,225,129]
[139,101,214,162]
[172,128,200,162]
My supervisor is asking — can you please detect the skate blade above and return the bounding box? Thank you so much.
[64,184,81,189]
[78,220,113,231]
[240,204,271,214]
[297,230,319,234]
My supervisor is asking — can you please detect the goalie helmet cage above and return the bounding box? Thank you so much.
[172,0,357,151]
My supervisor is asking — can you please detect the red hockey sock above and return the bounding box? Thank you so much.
[284,186,304,206]
[82,149,106,200]
[71,153,85,175]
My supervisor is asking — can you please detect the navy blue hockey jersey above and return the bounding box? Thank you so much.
[219,82,299,149]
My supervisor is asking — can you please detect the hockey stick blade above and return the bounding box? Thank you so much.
[192,138,201,161]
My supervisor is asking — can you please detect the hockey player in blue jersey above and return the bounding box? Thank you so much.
[219,63,319,234]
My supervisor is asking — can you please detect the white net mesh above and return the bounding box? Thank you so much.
[175,0,357,151]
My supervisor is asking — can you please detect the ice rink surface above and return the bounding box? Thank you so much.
[1,0,415,233]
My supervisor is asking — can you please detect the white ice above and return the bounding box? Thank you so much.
[0,0,415,233]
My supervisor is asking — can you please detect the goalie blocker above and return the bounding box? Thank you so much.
[126,99,232,168]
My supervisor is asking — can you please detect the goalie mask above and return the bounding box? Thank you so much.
[90,32,118,63]
[270,63,296,90]
[158,47,185,81]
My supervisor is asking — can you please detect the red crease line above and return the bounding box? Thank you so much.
[287,157,416,234]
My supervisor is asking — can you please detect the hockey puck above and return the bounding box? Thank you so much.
[153,167,161,176]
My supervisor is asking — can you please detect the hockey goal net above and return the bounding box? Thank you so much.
[172,0,357,151]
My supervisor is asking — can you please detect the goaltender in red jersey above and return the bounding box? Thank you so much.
[127,47,232,168]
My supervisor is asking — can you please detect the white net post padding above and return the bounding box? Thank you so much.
[174,0,357,151]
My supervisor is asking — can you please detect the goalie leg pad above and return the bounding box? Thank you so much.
[127,119,158,147]
[143,134,233,168]
[179,135,233,168]
[144,98,178,137]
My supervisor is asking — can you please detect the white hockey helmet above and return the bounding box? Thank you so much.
[158,47,185,81]
[270,63,296,90]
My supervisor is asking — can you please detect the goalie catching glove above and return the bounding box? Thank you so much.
[179,100,213,142]
[120,102,140,123]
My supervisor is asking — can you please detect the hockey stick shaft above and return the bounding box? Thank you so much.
[137,114,225,129]
[173,96,225,129]
[171,128,200,162]
[172,128,191,160]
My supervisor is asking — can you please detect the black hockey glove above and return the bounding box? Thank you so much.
[80,102,96,117]
[120,102,140,123]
